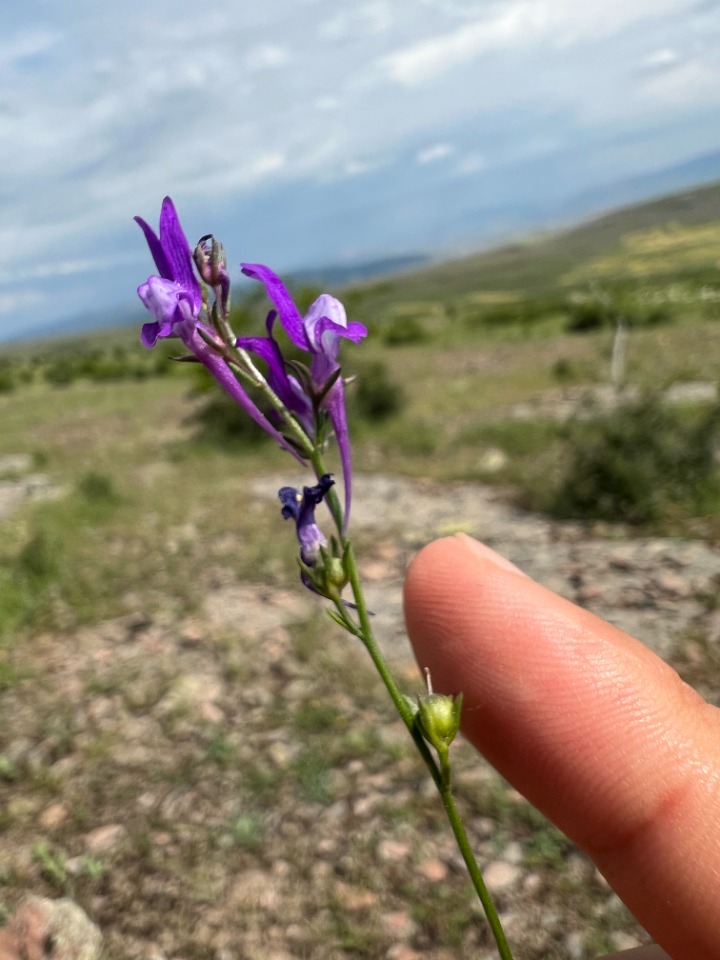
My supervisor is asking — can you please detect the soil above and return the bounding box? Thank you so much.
[2,470,719,959]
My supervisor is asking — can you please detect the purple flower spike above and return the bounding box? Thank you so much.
[242,264,367,530]
[135,199,304,463]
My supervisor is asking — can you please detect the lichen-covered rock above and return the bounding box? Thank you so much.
[0,896,102,960]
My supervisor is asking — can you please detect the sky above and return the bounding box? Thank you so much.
[2,0,720,341]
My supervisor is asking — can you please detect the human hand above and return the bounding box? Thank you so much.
[403,534,720,960]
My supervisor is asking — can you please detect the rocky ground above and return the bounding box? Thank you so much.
[1,469,719,959]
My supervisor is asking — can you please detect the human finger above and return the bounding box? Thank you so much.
[403,535,720,960]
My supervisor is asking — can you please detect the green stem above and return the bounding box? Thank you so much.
[308,450,513,958]
[226,343,314,458]
[438,764,514,960]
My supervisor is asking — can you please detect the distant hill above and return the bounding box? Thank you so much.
[342,178,720,316]
[288,254,430,288]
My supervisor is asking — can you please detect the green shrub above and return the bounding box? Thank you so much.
[551,358,576,382]
[381,314,427,346]
[386,419,440,457]
[462,296,566,330]
[565,300,615,333]
[0,358,19,392]
[43,361,77,387]
[547,393,720,525]
[348,360,404,421]
[187,390,274,447]
[78,471,118,503]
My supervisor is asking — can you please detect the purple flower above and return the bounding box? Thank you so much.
[135,197,203,348]
[135,198,303,461]
[279,474,335,591]
[241,264,367,529]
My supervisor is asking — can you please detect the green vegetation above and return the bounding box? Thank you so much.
[545,394,720,525]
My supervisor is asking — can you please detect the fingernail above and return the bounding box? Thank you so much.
[454,533,527,576]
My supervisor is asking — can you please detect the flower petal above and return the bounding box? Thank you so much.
[158,197,202,311]
[241,263,309,350]
[134,217,172,280]
[140,320,163,348]
[135,198,202,315]
[324,380,353,533]
[303,294,348,352]
[137,276,192,343]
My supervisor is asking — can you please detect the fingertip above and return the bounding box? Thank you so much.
[402,534,720,959]
[403,534,528,694]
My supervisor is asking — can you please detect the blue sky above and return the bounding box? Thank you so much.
[2,0,720,341]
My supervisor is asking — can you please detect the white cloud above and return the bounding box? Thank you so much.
[416,143,456,164]
[252,153,287,175]
[245,44,291,71]
[381,0,699,85]
[313,95,341,111]
[0,254,141,287]
[382,5,540,86]
[637,56,720,107]
[342,156,388,177]
[641,47,681,70]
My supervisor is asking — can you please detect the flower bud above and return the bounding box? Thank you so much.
[324,555,347,589]
[194,234,230,313]
[416,691,463,755]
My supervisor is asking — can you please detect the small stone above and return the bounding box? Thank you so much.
[39,802,68,829]
[476,447,509,474]
[352,792,384,818]
[381,910,418,940]
[471,816,496,839]
[334,883,377,911]
[483,860,522,891]
[200,702,225,724]
[377,839,410,862]
[85,823,127,853]
[503,840,524,864]
[418,857,448,881]
[523,872,543,894]
[267,740,298,768]
[563,930,585,960]
[386,945,422,960]
[179,622,206,647]
[608,931,644,952]
[144,948,168,960]
[0,896,102,960]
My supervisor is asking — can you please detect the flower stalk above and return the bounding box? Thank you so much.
[135,196,514,960]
